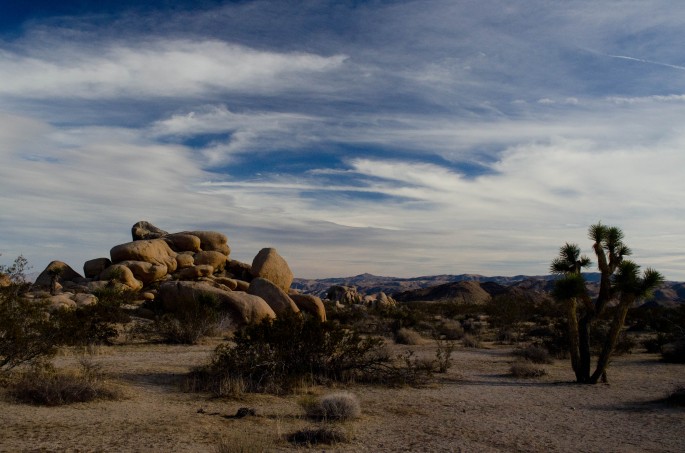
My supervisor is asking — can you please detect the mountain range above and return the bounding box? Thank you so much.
[292,273,685,307]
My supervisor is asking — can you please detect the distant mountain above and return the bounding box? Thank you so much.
[292,273,683,307]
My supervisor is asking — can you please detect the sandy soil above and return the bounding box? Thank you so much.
[1,340,683,452]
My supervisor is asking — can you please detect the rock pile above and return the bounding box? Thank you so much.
[30,221,326,324]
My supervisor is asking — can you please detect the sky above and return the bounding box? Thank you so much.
[1,0,684,280]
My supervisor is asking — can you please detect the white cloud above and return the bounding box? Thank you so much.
[0,40,346,99]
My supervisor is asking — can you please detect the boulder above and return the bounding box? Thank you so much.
[110,239,178,273]
[164,233,202,253]
[250,248,293,292]
[184,230,230,255]
[178,265,214,280]
[234,280,250,292]
[248,277,300,316]
[213,277,238,290]
[290,293,327,322]
[83,258,112,279]
[194,251,227,272]
[34,261,83,288]
[100,264,143,291]
[226,259,252,282]
[158,281,275,325]
[375,292,396,309]
[86,280,131,293]
[118,260,168,284]
[176,253,195,269]
[131,221,168,241]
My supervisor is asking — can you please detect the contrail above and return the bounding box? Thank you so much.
[607,54,685,71]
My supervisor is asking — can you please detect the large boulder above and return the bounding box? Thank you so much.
[250,248,293,292]
[118,260,168,284]
[110,239,178,273]
[131,221,168,240]
[248,277,300,316]
[164,233,202,253]
[34,261,83,288]
[100,264,143,291]
[290,293,327,322]
[84,258,112,279]
[184,231,230,256]
[193,251,228,272]
[158,281,275,325]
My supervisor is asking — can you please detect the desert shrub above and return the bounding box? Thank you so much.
[643,332,679,353]
[394,328,423,345]
[52,291,132,346]
[147,294,228,344]
[661,338,685,363]
[462,333,482,348]
[187,313,392,394]
[432,334,456,373]
[287,426,348,446]
[513,345,554,364]
[301,392,361,421]
[8,359,120,406]
[436,320,464,340]
[0,289,60,373]
[510,361,547,378]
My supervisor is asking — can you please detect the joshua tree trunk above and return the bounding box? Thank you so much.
[566,298,581,379]
[590,295,634,384]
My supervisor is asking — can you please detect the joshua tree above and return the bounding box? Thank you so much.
[551,223,663,384]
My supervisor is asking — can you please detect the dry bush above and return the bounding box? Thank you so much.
[513,345,554,364]
[287,426,348,446]
[8,359,121,406]
[301,391,361,421]
[437,320,464,340]
[394,328,423,345]
[215,431,272,453]
[462,333,482,348]
[510,361,547,378]
[661,339,685,363]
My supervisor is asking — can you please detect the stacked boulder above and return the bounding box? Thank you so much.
[32,221,326,325]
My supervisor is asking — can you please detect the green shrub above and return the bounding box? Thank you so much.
[145,293,227,344]
[0,289,59,373]
[187,314,391,394]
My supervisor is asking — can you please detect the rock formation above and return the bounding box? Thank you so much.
[27,221,315,326]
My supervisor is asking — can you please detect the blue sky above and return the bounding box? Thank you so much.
[1,0,684,279]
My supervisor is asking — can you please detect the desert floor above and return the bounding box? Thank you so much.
[1,339,683,453]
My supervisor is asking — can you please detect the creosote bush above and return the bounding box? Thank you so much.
[187,313,394,394]
[287,426,348,446]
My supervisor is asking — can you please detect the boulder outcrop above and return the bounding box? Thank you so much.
[111,239,178,273]
[34,261,83,288]
[290,293,327,321]
[158,281,276,325]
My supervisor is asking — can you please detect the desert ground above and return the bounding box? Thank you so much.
[1,338,683,453]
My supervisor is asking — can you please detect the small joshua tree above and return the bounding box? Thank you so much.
[551,223,663,384]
